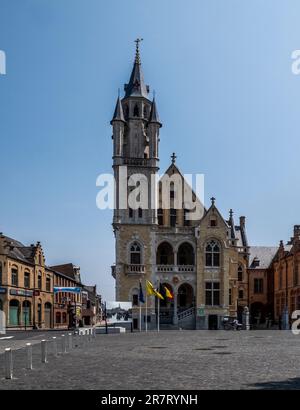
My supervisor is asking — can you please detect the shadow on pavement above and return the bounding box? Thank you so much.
[249,377,300,390]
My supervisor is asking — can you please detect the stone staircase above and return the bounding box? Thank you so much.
[160,307,196,330]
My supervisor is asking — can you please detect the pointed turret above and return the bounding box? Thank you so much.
[124,38,149,98]
[228,209,236,240]
[149,97,161,126]
[111,96,125,124]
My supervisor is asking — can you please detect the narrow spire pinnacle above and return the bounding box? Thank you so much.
[134,38,143,64]
[111,96,125,123]
[149,97,161,125]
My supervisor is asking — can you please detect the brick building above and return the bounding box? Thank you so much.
[273,225,300,326]
[0,233,53,329]
[50,264,83,329]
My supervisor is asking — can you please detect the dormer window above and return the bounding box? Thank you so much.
[210,218,217,227]
[251,257,260,268]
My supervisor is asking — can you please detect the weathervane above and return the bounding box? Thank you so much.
[134,38,143,63]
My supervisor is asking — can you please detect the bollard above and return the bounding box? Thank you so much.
[61,334,67,353]
[88,329,91,342]
[26,343,33,370]
[52,336,58,356]
[68,333,73,350]
[74,333,79,348]
[5,348,13,379]
[93,328,96,338]
[41,339,48,363]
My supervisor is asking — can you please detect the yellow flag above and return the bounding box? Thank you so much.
[146,280,156,296]
[146,280,164,300]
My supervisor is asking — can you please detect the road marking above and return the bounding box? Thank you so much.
[0,336,14,340]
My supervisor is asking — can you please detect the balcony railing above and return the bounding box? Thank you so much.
[126,264,145,274]
[156,265,195,273]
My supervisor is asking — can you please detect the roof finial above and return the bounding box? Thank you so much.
[118,87,120,98]
[171,152,177,164]
[134,38,143,64]
[229,209,233,218]
[210,197,216,206]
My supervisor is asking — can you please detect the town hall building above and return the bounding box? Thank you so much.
[111,41,251,330]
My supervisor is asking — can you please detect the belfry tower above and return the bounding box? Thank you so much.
[111,39,162,226]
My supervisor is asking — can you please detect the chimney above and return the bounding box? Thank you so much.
[240,216,246,229]
[294,225,300,239]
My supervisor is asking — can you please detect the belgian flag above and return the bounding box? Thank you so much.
[159,284,174,300]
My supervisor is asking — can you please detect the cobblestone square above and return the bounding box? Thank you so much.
[1,330,300,390]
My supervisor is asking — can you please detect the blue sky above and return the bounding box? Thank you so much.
[0,0,300,300]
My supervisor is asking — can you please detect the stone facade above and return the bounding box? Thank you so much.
[111,44,249,330]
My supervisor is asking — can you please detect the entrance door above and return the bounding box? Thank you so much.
[133,318,138,330]
[44,303,52,328]
[9,300,20,326]
[208,314,218,330]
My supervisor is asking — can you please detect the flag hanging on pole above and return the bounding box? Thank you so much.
[164,286,174,299]
[159,284,174,300]
[146,280,164,300]
[139,281,145,303]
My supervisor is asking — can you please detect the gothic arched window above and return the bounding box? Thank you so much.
[143,105,147,118]
[133,104,139,117]
[124,104,129,119]
[238,265,243,281]
[11,266,18,287]
[205,240,220,267]
[130,242,142,265]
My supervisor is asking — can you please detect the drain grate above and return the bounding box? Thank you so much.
[213,352,232,355]
[147,346,167,349]
[211,345,227,349]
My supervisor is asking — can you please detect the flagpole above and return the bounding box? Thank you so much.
[139,299,142,332]
[145,283,148,333]
[157,280,160,333]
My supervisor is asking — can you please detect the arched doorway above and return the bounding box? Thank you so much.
[237,305,244,323]
[250,302,266,324]
[178,243,194,265]
[156,242,174,265]
[44,302,52,328]
[22,300,31,326]
[177,283,194,311]
[9,300,20,326]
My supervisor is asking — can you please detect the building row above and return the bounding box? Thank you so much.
[0,233,102,329]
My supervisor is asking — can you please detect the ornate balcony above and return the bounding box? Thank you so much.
[126,264,145,274]
[156,265,195,273]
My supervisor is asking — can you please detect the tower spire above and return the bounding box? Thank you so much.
[124,39,149,98]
